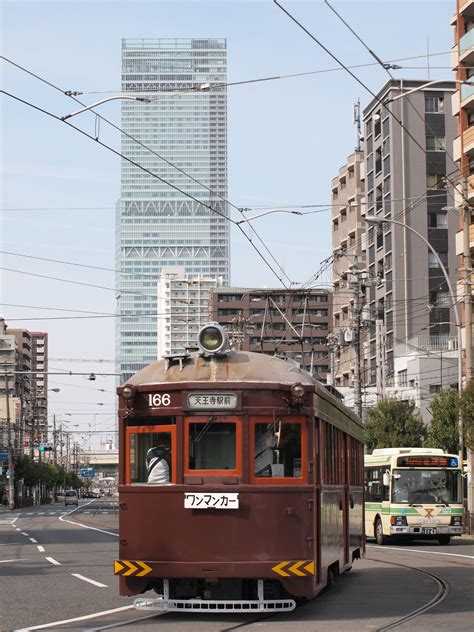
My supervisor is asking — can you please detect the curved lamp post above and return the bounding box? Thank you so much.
[61,96,151,121]
[365,215,463,464]
[236,208,304,225]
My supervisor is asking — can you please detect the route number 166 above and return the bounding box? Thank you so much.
[148,393,171,407]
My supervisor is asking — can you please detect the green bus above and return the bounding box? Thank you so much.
[364,448,463,545]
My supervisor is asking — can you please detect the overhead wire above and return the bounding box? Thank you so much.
[1,55,293,288]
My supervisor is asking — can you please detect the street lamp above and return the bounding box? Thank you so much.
[364,215,463,464]
[384,79,474,104]
[61,95,151,120]
[236,208,304,225]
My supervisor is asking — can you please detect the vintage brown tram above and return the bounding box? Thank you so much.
[115,324,364,612]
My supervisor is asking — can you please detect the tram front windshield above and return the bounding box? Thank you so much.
[391,469,460,504]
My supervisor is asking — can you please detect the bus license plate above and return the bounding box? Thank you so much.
[422,527,437,535]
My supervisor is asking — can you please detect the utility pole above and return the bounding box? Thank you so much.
[462,194,473,527]
[347,259,366,420]
[53,414,57,466]
[4,370,15,510]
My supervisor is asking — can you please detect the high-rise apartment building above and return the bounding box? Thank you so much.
[210,288,332,382]
[452,1,474,385]
[117,38,229,381]
[330,81,460,420]
[452,0,474,527]
[31,332,48,444]
[362,80,458,393]
[157,269,221,357]
[331,150,366,390]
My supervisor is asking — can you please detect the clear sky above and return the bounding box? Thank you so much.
[1,0,456,447]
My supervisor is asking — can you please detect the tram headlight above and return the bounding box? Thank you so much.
[197,323,229,355]
[121,384,136,400]
[291,382,305,403]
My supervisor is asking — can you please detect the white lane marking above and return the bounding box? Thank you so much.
[45,557,61,566]
[38,512,45,515]
[59,514,118,538]
[21,532,29,536]
[37,545,45,552]
[71,573,108,588]
[85,612,162,631]
[14,605,134,631]
[29,538,38,543]
[0,558,28,563]
[367,544,474,560]
[16,527,21,531]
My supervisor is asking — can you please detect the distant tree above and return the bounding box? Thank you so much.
[425,388,460,455]
[460,380,474,452]
[365,398,427,452]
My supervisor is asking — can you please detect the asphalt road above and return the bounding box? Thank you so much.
[0,501,472,631]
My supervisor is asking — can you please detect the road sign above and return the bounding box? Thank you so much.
[0,451,8,461]
[81,467,95,478]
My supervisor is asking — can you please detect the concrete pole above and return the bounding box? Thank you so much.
[4,370,15,511]
[463,202,473,525]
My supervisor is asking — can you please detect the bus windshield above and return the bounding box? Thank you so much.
[391,469,460,504]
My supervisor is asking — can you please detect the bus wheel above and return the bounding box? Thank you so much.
[375,518,388,545]
[438,535,451,545]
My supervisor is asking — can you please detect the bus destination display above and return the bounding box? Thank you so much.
[397,456,458,468]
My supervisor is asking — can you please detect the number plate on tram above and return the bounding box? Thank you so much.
[421,527,437,535]
[184,492,239,509]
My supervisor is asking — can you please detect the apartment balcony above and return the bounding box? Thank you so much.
[459,28,474,64]
[460,0,474,18]
[452,89,460,116]
[463,126,474,155]
[453,135,462,162]
[451,45,459,71]
[460,82,474,110]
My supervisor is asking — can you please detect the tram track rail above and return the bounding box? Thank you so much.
[365,556,450,631]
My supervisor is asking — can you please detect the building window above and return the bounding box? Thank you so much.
[428,252,448,268]
[426,136,445,151]
[429,384,442,394]
[398,370,407,387]
[428,212,448,228]
[427,174,445,189]
[425,96,444,113]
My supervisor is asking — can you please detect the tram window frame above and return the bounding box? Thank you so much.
[250,417,307,485]
[184,416,242,477]
[125,424,177,485]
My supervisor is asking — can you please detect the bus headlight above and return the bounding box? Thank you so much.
[450,516,463,526]
[390,515,408,526]
[197,323,229,356]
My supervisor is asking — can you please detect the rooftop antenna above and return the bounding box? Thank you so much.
[353,99,361,151]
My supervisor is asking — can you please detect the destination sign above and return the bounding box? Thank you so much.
[187,392,238,410]
[397,456,458,468]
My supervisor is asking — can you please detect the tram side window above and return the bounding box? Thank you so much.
[254,422,302,479]
[129,431,172,484]
[364,467,384,502]
[188,419,236,471]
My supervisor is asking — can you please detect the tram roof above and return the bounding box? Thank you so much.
[125,350,362,430]
[127,350,316,387]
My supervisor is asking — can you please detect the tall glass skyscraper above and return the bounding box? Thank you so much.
[116,39,229,381]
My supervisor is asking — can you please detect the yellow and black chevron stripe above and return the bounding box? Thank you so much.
[114,560,152,577]
[272,560,315,577]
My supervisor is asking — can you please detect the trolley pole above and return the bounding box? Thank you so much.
[4,370,15,511]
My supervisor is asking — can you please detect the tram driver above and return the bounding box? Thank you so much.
[146,446,170,484]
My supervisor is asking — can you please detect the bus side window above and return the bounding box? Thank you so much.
[365,467,382,502]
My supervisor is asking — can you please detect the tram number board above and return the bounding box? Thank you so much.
[184,492,239,510]
[187,392,238,410]
[397,456,458,468]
